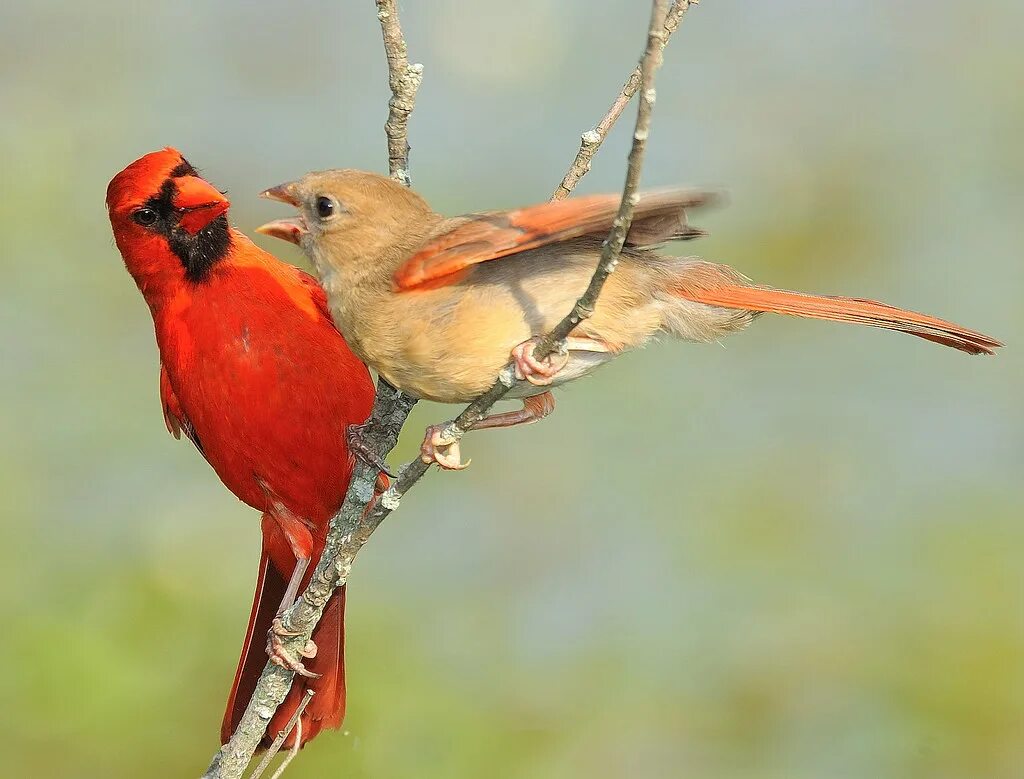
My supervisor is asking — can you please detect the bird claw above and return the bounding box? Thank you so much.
[267,617,320,678]
[419,424,471,471]
[347,422,397,478]
[511,338,569,386]
[270,615,303,637]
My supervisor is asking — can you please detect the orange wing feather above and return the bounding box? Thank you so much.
[393,188,716,291]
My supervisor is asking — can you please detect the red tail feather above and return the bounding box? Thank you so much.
[675,272,1001,355]
[222,547,346,748]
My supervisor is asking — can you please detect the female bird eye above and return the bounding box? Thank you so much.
[132,208,158,227]
[315,196,336,219]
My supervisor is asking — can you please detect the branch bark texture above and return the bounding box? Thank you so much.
[204,0,684,774]
[377,0,424,185]
[200,5,422,776]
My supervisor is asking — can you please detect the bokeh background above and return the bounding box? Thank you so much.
[2,1,1022,777]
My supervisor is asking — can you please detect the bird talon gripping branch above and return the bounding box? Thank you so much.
[511,337,570,385]
[270,615,304,638]
[347,421,398,478]
[419,423,470,471]
[267,629,321,679]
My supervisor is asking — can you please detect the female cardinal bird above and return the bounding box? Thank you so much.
[257,170,1001,469]
[107,149,375,747]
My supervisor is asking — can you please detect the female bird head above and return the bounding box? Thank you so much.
[107,148,233,292]
[256,169,438,287]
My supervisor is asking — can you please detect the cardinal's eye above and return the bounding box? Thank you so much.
[132,208,158,227]
[315,196,336,219]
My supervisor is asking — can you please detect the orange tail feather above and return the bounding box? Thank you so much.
[675,273,1002,355]
[222,547,346,749]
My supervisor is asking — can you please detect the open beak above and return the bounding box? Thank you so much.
[173,175,230,235]
[256,182,305,245]
[260,182,300,206]
[256,216,306,245]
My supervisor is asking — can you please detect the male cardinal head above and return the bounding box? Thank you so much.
[107,147,232,290]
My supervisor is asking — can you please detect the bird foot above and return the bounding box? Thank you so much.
[511,338,569,386]
[419,423,470,471]
[267,616,319,678]
[347,421,397,478]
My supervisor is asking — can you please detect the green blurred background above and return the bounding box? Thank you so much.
[2,1,1021,777]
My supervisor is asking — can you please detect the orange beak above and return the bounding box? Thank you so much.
[173,175,230,235]
[259,182,300,206]
[256,182,305,245]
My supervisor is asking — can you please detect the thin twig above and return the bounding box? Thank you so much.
[246,691,314,779]
[409,0,672,469]
[377,0,424,185]
[552,0,694,201]
[205,1,681,775]
[268,718,301,779]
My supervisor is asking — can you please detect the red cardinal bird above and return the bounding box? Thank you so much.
[107,148,375,747]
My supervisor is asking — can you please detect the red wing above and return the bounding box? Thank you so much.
[296,268,336,323]
[393,188,717,291]
[160,364,183,439]
[160,364,205,457]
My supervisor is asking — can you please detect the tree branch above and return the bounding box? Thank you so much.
[408,0,672,467]
[203,0,682,774]
[199,387,415,779]
[552,0,694,201]
[247,691,313,779]
[377,0,424,185]
[200,4,422,776]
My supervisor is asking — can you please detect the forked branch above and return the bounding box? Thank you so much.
[204,1,685,775]
[408,0,673,463]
